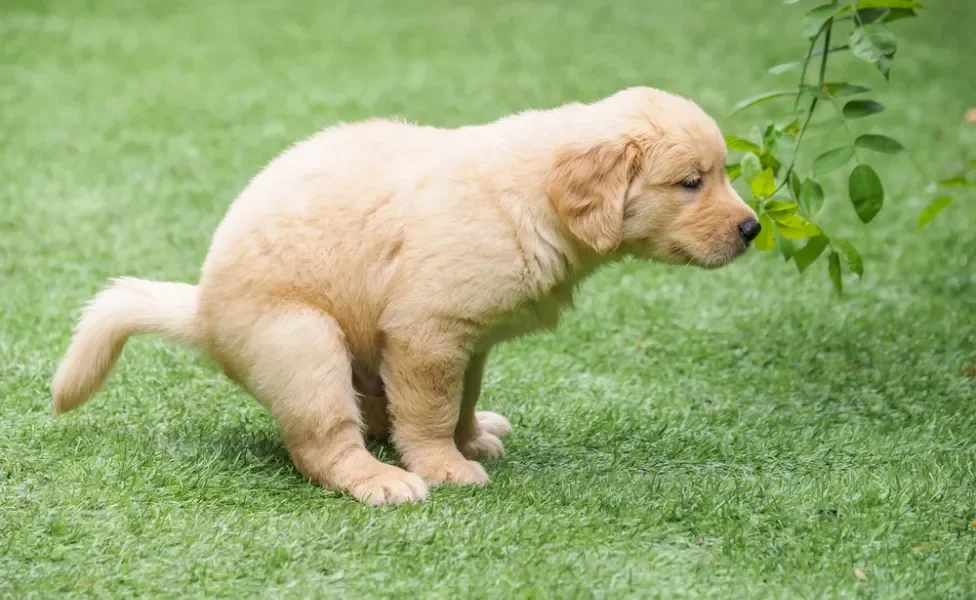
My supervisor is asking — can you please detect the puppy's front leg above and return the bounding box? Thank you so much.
[381,325,489,486]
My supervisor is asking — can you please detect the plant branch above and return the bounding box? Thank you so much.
[849,1,866,28]
[773,19,834,199]
[793,35,821,112]
[818,22,832,85]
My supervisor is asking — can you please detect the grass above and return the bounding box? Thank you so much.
[2,0,975,597]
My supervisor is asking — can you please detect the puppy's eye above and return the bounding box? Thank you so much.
[680,176,702,190]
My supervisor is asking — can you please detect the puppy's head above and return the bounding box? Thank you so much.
[547,87,759,268]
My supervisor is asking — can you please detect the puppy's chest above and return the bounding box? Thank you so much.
[474,283,576,352]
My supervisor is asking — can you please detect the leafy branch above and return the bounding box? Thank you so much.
[726,0,923,294]
[917,162,976,229]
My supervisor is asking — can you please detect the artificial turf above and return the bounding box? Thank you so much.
[1,0,975,597]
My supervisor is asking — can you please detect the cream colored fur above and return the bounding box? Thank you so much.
[52,87,757,505]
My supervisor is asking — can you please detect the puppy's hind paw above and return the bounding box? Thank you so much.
[459,431,504,460]
[475,411,512,438]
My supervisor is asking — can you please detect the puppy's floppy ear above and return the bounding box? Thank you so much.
[547,137,643,254]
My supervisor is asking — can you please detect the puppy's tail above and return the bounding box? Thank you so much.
[52,277,202,414]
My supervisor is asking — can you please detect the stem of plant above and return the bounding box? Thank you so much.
[817,22,831,84]
[793,35,820,112]
[773,19,834,200]
[849,1,866,28]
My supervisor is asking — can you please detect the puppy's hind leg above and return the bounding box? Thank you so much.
[360,394,391,441]
[353,365,392,441]
[241,307,427,505]
[454,352,508,460]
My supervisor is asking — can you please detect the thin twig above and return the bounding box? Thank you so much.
[850,1,866,28]
[793,35,821,112]
[838,0,865,164]
[818,22,832,84]
[772,19,834,199]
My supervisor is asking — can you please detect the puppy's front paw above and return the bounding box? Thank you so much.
[459,431,504,460]
[475,411,512,438]
[345,464,429,506]
[412,455,490,486]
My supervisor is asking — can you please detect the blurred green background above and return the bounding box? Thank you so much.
[1,1,974,597]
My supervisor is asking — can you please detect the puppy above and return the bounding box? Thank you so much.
[52,87,759,505]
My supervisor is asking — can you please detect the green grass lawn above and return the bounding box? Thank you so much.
[2,0,975,597]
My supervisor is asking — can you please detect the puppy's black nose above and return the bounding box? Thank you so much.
[738,218,761,244]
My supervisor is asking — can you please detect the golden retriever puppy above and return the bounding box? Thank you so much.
[52,87,759,505]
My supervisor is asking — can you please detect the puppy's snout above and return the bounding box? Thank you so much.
[738,218,761,244]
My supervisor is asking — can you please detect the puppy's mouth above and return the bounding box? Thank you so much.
[668,239,748,270]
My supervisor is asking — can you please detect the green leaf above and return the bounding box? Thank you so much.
[832,239,864,277]
[849,25,897,78]
[748,125,764,147]
[782,118,801,136]
[799,179,825,216]
[828,251,843,295]
[754,213,776,251]
[917,196,954,229]
[761,153,782,175]
[777,231,797,261]
[843,99,886,118]
[854,0,923,9]
[760,123,778,151]
[799,84,832,101]
[741,153,762,183]
[726,162,743,182]
[939,176,973,188]
[855,133,906,154]
[856,8,890,23]
[848,164,885,223]
[794,235,829,273]
[803,3,845,38]
[725,135,762,154]
[790,171,802,199]
[838,2,921,25]
[880,8,919,22]
[877,55,894,78]
[769,62,801,75]
[764,198,799,219]
[751,168,777,200]
[860,7,915,24]
[768,131,797,167]
[730,90,797,115]
[824,82,872,97]
[774,214,823,240]
[813,146,855,176]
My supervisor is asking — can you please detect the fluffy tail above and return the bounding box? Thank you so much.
[52,277,202,414]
